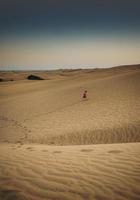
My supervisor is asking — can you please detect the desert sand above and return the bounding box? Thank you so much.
[0,65,140,200]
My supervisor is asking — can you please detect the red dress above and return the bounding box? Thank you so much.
[83,92,87,99]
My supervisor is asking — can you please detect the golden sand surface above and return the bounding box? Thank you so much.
[0,65,140,200]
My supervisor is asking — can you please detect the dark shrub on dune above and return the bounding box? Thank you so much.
[27,75,44,80]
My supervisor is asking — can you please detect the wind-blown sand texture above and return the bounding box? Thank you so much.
[0,65,140,200]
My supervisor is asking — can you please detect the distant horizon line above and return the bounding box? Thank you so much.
[0,63,140,72]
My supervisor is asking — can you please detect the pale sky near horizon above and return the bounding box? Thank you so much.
[0,0,140,70]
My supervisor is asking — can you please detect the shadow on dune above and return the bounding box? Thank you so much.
[0,188,28,200]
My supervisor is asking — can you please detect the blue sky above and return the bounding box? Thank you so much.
[0,0,140,70]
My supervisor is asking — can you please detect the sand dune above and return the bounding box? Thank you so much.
[0,66,140,145]
[0,65,140,199]
[0,143,140,200]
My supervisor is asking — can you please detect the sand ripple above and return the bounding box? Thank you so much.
[0,143,140,200]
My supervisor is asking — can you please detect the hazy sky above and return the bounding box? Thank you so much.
[0,0,140,70]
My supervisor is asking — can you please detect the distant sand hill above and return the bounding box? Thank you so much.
[0,65,140,200]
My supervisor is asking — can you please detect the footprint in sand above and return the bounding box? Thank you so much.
[16,146,21,148]
[81,149,93,152]
[12,146,21,150]
[26,147,34,151]
[2,140,9,143]
[16,141,23,145]
[42,150,48,152]
[108,150,123,154]
[53,151,62,154]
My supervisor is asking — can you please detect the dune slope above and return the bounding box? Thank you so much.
[0,66,140,200]
[0,68,140,145]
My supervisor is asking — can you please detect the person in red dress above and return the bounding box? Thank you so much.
[82,90,87,100]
